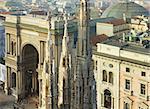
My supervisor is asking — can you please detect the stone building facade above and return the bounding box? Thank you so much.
[3,1,149,109]
[93,44,120,109]
[93,35,150,109]
[2,0,98,107]
[3,14,77,109]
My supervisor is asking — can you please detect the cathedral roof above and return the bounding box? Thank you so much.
[101,2,149,19]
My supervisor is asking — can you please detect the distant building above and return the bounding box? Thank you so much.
[130,16,149,32]
[101,1,149,19]
[96,19,129,37]
[0,1,23,11]
[96,16,149,37]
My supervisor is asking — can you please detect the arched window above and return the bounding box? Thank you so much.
[109,72,113,84]
[103,70,107,82]
[104,89,111,109]
[12,72,16,88]
[11,41,16,56]
[124,102,130,109]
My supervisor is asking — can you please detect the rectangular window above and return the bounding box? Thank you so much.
[101,93,104,106]
[141,71,146,77]
[11,41,16,56]
[79,86,82,104]
[40,41,45,65]
[13,42,16,56]
[125,79,130,90]
[95,61,97,70]
[109,72,113,84]
[103,70,107,82]
[140,84,145,95]
[11,41,13,55]
[12,72,16,88]
[126,67,130,72]
[82,40,84,55]
[7,33,10,54]
[39,79,42,107]
[7,66,11,87]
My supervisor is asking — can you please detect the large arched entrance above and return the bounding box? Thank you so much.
[22,44,39,97]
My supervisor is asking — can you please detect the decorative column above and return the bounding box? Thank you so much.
[16,15,23,100]
[5,66,11,95]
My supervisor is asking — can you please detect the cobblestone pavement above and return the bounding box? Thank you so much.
[0,90,15,109]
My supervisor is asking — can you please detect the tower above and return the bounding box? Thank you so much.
[58,12,71,109]
[74,0,94,108]
[42,10,54,109]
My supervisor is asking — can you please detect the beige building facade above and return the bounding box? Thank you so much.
[3,14,76,109]
[2,2,98,107]
[93,36,150,109]
[96,19,129,37]
[93,44,121,109]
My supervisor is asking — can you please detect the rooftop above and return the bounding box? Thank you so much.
[91,34,108,46]
[1,14,116,29]
[102,19,126,26]
[101,35,150,55]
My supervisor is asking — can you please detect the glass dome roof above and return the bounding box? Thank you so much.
[101,2,149,19]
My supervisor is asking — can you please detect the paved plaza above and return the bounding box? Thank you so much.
[0,90,15,109]
[0,90,38,109]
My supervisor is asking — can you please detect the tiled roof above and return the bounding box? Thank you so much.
[91,34,108,46]
[104,19,126,26]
